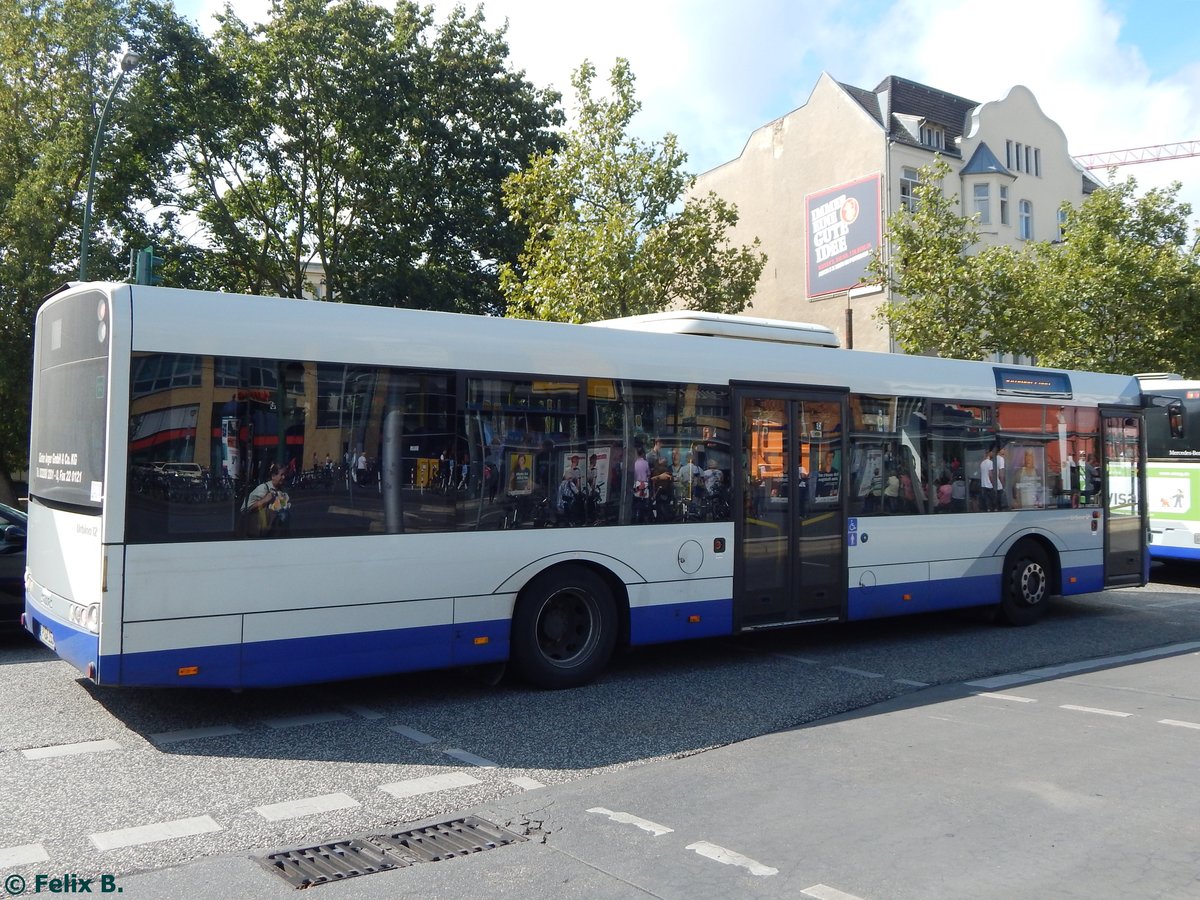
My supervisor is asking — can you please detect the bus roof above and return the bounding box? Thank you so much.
[56,283,1143,408]
[588,311,840,348]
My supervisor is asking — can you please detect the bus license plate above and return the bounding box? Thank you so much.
[38,624,56,651]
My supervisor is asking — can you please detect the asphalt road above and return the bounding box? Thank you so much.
[3,563,1200,898]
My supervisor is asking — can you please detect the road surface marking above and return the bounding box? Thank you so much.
[802,885,867,900]
[380,772,480,799]
[1060,705,1132,717]
[509,776,545,790]
[391,725,437,744]
[345,704,385,720]
[1159,719,1200,730]
[22,739,121,759]
[149,725,243,744]
[831,666,884,679]
[263,712,349,729]
[686,840,777,876]
[976,692,1037,703]
[90,815,221,851]
[0,843,49,867]
[254,792,360,822]
[587,807,673,836]
[444,748,499,768]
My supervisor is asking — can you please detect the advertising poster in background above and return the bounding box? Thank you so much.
[805,174,882,298]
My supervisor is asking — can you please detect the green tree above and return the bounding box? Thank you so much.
[1022,176,1200,374]
[179,0,560,311]
[869,161,1200,374]
[0,0,209,504]
[868,159,1032,359]
[500,59,765,322]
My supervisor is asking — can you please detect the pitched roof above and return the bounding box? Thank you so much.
[960,142,1013,176]
[839,75,979,157]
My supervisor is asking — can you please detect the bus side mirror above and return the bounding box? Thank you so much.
[1168,402,1185,440]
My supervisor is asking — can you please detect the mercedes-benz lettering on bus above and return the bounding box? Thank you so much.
[1139,374,1200,562]
[23,283,1148,689]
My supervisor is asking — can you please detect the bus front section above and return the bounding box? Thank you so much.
[24,284,116,682]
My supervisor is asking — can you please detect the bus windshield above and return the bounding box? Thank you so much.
[29,287,110,509]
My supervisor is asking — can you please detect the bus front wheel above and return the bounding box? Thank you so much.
[512,565,616,689]
[998,541,1052,626]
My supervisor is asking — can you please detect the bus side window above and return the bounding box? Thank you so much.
[1168,401,1185,440]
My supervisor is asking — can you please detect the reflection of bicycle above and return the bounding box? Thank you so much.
[501,492,552,529]
[694,485,731,521]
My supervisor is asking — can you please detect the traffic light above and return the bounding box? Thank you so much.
[132,246,163,285]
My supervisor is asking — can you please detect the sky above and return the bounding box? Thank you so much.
[172,0,1200,225]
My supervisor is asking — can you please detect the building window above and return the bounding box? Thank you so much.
[973,183,991,225]
[1000,185,1010,225]
[1057,207,1068,241]
[920,123,944,149]
[900,167,920,212]
[1006,140,1013,170]
[1019,200,1033,240]
[1014,143,1023,172]
[1025,145,1032,174]
[1034,148,1042,177]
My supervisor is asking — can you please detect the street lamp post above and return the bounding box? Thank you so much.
[78,50,141,282]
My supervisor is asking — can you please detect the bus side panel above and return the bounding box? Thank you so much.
[627,580,734,645]
[240,598,456,687]
[1059,549,1106,594]
[117,617,243,687]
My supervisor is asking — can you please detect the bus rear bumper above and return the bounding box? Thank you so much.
[24,596,98,680]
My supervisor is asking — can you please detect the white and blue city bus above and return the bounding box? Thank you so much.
[23,282,1148,690]
[1138,374,1200,562]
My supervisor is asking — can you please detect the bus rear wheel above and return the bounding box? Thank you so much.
[512,565,616,689]
[999,541,1052,626]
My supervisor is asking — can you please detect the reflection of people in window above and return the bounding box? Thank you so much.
[242,463,290,536]
[509,454,531,493]
[1013,450,1039,508]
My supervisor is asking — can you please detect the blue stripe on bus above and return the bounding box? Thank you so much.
[1149,544,1200,562]
[105,620,510,689]
[24,603,98,680]
[1060,565,1105,594]
[628,597,733,645]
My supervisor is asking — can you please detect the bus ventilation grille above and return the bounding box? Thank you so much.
[257,815,527,889]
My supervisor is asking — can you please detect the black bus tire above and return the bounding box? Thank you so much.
[998,541,1052,626]
[511,565,617,689]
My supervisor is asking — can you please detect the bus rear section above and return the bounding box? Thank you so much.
[23,285,116,679]
[1139,376,1200,562]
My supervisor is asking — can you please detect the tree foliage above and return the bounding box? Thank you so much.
[179,0,561,312]
[500,59,765,322]
[870,160,1200,375]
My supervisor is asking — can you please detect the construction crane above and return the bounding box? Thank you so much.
[1074,140,1200,169]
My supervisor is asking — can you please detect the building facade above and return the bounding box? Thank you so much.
[694,73,1102,352]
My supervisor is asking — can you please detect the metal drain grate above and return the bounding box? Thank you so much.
[260,816,527,888]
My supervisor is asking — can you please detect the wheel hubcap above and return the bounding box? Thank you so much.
[537,588,599,667]
[1020,561,1046,605]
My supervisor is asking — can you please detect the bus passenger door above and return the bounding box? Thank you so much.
[1102,409,1147,586]
[734,389,846,629]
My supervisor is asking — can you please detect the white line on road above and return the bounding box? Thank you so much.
[90,815,222,851]
[0,843,49,867]
[1060,704,1133,718]
[391,725,437,744]
[22,739,121,759]
[444,748,499,768]
[1159,719,1200,730]
[380,772,480,799]
[254,792,360,822]
[509,776,545,790]
[149,725,243,744]
[802,884,868,900]
[966,642,1200,689]
[345,704,385,720]
[772,653,821,664]
[587,807,673,836]
[830,666,884,679]
[975,692,1038,703]
[263,712,349,729]
[685,840,777,877]
[894,678,931,687]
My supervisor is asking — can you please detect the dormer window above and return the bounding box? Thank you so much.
[920,122,945,149]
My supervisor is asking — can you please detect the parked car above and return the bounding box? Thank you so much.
[0,502,27,631]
